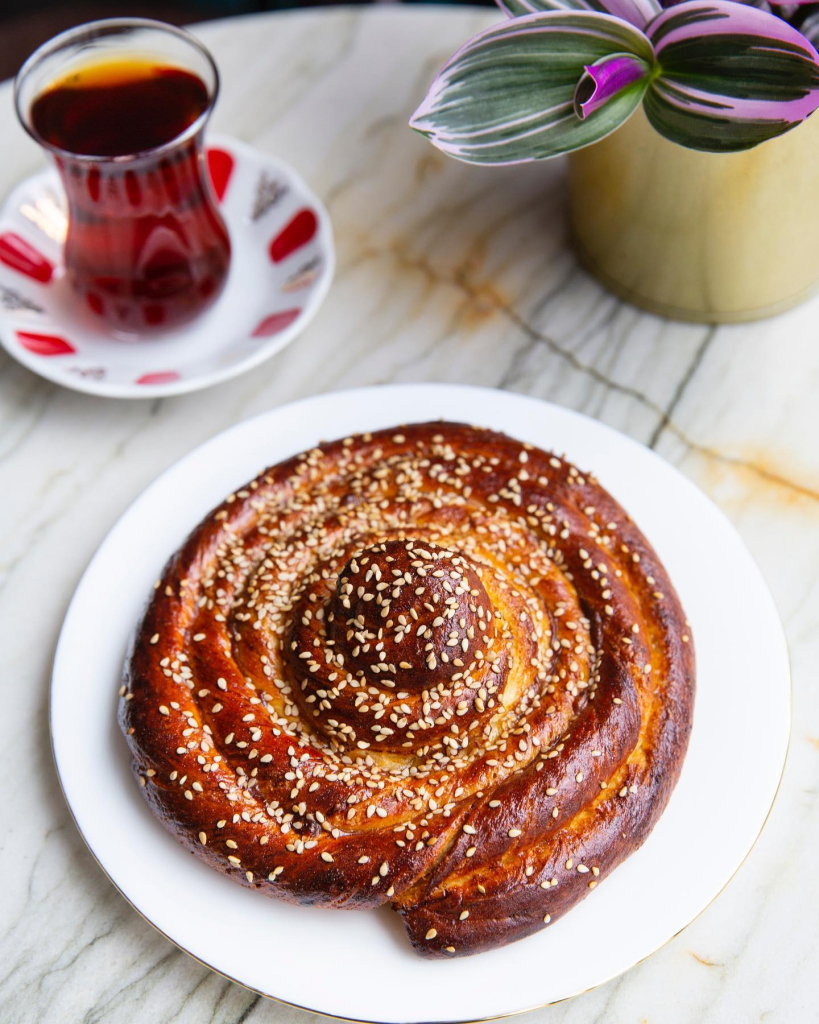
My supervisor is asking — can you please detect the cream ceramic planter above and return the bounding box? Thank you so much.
[569,106,819,323]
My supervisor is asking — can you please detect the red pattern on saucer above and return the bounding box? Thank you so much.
[252,309,302,337]
[0,232,54,283]
[269,209,318,263]
[136,371,181,385]
[17,330,75,355]
[207,148,235,203]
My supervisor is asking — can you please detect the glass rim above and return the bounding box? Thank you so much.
[13,17,220,164]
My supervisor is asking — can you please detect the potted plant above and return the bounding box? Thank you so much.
[410,0,819,322]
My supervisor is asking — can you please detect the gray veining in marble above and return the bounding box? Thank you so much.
[1,7,817,1023]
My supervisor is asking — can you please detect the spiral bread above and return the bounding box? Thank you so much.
[120,421,695,957]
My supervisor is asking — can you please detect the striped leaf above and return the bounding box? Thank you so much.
[645,0,819,150]
[410,12,654,165]
[497,0,661,30]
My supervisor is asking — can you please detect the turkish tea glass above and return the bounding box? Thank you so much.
[14,19,231,335]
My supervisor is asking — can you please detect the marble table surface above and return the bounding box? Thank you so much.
[1,6,817,1022]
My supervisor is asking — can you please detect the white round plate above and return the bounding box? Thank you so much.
[51,384,790,1023]
[0,134,333,398]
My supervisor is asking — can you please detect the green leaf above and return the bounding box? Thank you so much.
[645,0,819,151]
[497,0,661,32]
[410,12,654,165]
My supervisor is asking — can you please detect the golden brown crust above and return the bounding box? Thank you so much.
[120,421,695,957]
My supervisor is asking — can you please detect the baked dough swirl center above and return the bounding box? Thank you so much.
[288,539,498,753]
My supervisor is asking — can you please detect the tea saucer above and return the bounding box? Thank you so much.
[0,134,334,398]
